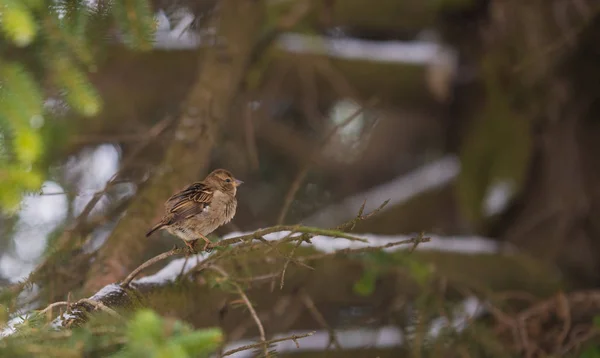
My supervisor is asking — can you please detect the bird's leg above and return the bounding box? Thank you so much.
[197,234,213,252]
[183,239,198,255]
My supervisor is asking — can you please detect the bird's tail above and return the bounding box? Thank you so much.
[146,222,166,238]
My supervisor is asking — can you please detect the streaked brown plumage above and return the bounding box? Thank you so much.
[146,169,243,252]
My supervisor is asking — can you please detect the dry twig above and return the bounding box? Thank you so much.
[120,247,186,288]
[209,266,269,358]
[222,331,315,357]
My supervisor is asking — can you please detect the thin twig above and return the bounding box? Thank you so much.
[215,225,368,248]
[192,201,391,276]
[276,98,379,224]
[336,199,390,231]
[222,331,315,357]
[255,236,314,271]
[299,236,430,262]
[299,290,342,350]
[39,301,69,315]
[280,239,304,289]
[210,266,269,357]
[120,247,185,287]
[277,166,310,225]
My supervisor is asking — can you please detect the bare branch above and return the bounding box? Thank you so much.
[222,331,315,357]
[120,247,186,288]
[39,301,69,316]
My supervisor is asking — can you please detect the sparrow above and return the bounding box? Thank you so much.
[145,168,243,252]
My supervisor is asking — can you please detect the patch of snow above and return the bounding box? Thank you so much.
[90,284,123,301]
[0,316,25,338]
[51,312,78,330]
[483,180,515,217]
[428,296,484,337]
[278,33,456,66]
[153,9,201,49]
[14,181,68,261]
[70,144,120,217]
[133,254,207,285]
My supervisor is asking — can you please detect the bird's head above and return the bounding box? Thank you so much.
[205,168,243,195]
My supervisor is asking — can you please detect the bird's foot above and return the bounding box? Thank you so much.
[199,234,214,253]
[183,240,198,256]
[202,241,214,253]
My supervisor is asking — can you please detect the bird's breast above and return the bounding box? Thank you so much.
[196,192,237,233]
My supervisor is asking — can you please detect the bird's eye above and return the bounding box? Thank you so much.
[225,178,231,183]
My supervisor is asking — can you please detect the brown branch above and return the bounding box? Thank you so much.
[39,297,122,325]
[222,331,315,357]
[39,301,69,316]
[34,200,399,333]
[70,117,174,146]
[335,199,390,231]
[120,247,186,288]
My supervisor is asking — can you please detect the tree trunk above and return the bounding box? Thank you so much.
[83,0,265,294]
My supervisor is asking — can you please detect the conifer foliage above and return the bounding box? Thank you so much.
[0,0,155,211]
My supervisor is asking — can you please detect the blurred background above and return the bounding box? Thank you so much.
[1,0,600,357]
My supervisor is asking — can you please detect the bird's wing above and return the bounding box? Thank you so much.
[164,181,213,225]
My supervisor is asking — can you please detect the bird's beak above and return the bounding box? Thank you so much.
[234,179,244,187]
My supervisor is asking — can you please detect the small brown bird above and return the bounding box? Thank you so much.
[145,169,243,252]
